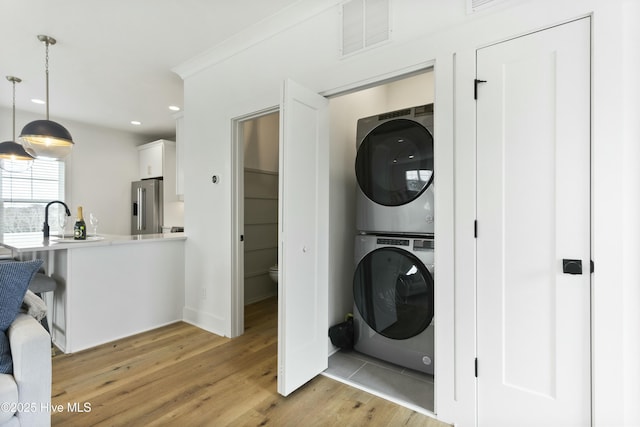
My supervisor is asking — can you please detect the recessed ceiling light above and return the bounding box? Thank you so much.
[130,121,142,126]
[31,98,45,105]
[168,105,181,111]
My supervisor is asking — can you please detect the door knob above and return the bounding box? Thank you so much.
[562,259,582,275]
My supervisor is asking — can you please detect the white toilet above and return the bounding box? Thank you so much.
[268,264,278,283]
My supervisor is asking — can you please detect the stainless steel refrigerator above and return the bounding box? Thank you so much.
[131,179,163,235]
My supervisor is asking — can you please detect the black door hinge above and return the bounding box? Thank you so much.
[474,79,487,100]
[474,220,478,238]
[591,260,594,273]
[475,358,478,377]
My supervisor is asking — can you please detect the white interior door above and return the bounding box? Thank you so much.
[277,79,329,396]
[476,18,591,426]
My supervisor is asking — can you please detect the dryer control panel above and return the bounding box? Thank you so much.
[376,238,409,246]
[375,237,434,251]
[413,239,434,251]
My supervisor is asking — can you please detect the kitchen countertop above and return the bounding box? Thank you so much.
[6,231,188,354]
[0,232,186,253]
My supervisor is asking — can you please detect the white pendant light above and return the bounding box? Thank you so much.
[19,35,74,160]
[0,76,35,173]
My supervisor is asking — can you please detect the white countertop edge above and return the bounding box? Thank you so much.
[0,232,186,252]
[109,233,187,245]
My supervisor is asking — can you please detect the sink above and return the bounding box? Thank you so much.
[53,236,105,243]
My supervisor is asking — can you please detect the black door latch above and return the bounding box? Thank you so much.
[562,259,583,275]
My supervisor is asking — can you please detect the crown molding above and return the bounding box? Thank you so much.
[173,0,341,79]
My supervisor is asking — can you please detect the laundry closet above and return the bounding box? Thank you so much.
[325,70,435,413]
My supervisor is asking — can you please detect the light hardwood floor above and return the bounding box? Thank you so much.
[51,297,449,426]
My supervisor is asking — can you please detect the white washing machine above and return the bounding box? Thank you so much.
[355,104,434,236]
[353,234,435,375]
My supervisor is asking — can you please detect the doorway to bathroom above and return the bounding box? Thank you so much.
[232,109,280,333]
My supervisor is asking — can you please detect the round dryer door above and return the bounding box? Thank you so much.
[353,247,434,340]
[355,118,434,207]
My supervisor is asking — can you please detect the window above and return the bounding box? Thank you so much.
[0,159,65,235]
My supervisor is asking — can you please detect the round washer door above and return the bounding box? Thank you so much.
[355,118,434,207]
[353,247,434,340]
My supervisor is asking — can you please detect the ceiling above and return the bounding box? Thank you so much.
[0,0,302,140]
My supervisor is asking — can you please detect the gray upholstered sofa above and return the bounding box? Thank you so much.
[0,313,51,426]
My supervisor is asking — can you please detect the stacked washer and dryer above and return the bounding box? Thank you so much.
[352,104,436,375]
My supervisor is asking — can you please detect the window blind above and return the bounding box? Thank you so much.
[0,159,65,234]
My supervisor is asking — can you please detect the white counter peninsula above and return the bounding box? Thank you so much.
[0,232,186,353]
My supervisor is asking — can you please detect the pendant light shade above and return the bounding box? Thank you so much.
[19,35,74,160]
[20,119,73,159]
[0,76,34,173]
[0,141,35,173]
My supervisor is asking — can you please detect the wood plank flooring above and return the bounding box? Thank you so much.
[51,297,449,426]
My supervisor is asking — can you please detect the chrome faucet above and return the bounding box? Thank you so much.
[43,200,71,238]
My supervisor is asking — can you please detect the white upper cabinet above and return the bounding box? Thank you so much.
[138,142,163,179]
[137,140,177,202]
[138,140,175,180]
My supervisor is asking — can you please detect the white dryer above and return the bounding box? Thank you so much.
[355,104,434,236]
[353,234,435,375]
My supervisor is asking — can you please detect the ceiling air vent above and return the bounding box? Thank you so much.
[341,0,390,57]
[467,0,508,13]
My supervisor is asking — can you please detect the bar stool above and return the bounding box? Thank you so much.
[28,272,57,333]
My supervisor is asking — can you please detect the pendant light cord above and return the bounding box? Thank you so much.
[8,78,16,200]
[45,39,50,120]
[5,75,21,140]
[11,79,16,141]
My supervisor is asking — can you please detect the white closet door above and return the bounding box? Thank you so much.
[277,79,329,396]
[476,18,591,426]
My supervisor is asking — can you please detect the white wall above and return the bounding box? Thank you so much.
[622,2,640,425]
[244,113,279,172]
[0,107,152,235]
[176,0,638,425]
